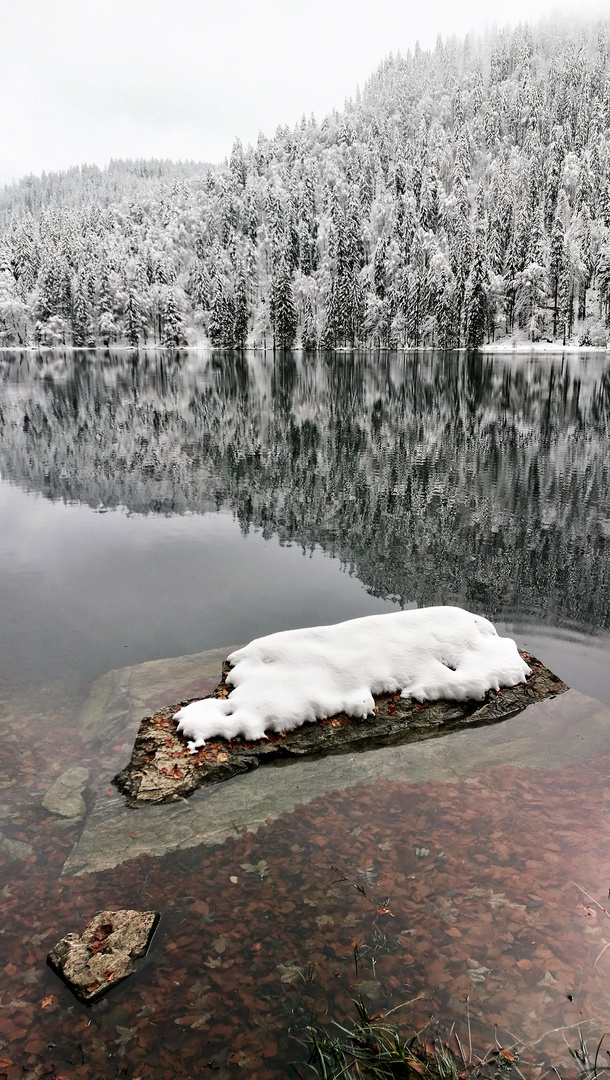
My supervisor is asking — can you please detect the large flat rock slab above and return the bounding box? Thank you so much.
[114,653,567,806]
[47,909,159,1003]
[62,687,610,877]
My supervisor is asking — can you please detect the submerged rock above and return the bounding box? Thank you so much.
[114,652,568,807]
[47,909,159,1003]
[43,767,89,818]
[79,647,237,745]
[0,832,33,860]
[63,687,610,876]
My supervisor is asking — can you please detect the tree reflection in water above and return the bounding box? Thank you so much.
[1,348,608,636]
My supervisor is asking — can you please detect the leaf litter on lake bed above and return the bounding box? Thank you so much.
[0,700,609,1076]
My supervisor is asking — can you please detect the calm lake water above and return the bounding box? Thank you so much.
[0,348,609,699]
[0,348,610,1079]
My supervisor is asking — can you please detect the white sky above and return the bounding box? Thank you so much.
[0,0,605,186]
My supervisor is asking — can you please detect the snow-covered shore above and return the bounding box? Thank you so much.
[481,340,610,354]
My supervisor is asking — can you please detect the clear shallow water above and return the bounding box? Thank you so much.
[0,348,608,699]
[1,671,610,1080]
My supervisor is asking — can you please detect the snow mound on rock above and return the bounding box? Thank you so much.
[174,607,530,750]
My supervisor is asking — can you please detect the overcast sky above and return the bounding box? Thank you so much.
[0,0,605,186]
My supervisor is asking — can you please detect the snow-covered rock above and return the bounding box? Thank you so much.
[174,607,530,749]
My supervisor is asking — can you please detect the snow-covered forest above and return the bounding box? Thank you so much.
[2,18,610,350]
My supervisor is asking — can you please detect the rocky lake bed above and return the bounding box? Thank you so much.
[1,644,610,1077]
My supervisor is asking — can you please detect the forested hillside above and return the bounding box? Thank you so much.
[1,18,610,350]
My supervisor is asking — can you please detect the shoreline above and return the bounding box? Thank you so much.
[1,342,609,356]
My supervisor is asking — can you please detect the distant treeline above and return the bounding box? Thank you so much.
[2,18,610,350]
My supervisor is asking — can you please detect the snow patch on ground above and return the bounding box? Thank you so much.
[174,607,530,749]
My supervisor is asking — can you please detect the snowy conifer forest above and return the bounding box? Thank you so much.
[2,18,610,351]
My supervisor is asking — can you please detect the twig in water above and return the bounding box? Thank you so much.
[330,864,367,897]
[573,882,610,920]
[594,941,610,967]
[522,1017,601,1051]
[570,881,610,973]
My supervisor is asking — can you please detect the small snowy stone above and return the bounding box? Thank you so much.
[174,607,530,746]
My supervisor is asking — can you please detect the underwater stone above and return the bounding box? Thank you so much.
[43,767,89,818]
[0,832,33,860]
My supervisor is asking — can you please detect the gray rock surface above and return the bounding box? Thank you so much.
[47,909,159,1003]
[43,767,90,818]
[79,646,238,745]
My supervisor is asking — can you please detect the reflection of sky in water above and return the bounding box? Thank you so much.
[0,481,396,689]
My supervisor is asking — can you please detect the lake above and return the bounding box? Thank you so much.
[0,348,609,1078]
[0,348,609,700]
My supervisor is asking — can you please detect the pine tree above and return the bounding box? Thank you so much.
[162,291,186,348]
[125,284,145,348]
[558,251,573,345]
[10,216,39,298]
[463,223,487,347]
[209,281,234,348]
[233,273,249,350]
[229,138,247,188]
[72,284,92,347]
[270,259,298,350]
[549,217,565,335]
[597,247,610,326]
[187,260,212,311]
[373,237,388,299]
[343,269,365,347]
[301,299,317,350]
[321,278,341,349]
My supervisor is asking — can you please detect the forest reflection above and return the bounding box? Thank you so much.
[1,348,608,635]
